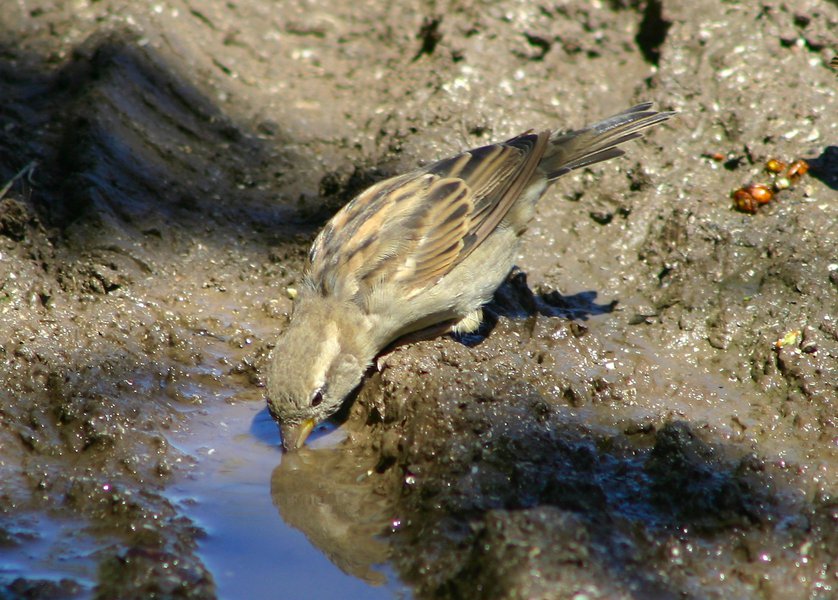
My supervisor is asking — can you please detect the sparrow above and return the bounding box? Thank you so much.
[267,102,672,450]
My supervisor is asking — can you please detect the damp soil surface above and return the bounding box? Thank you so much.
[1,1,836,598]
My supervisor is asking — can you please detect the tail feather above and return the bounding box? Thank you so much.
[541,102,673,180]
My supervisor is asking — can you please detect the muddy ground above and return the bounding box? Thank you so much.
[0,0,836,598]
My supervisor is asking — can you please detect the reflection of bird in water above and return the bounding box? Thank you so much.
[270,447,394,585]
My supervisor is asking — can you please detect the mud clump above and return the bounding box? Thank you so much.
[368,319,833,598]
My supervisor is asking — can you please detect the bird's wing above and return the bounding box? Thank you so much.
[307,132,550,302]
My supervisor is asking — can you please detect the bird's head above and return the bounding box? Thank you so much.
[266,298,369,450]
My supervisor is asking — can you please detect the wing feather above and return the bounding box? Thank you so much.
[307,133,550,302]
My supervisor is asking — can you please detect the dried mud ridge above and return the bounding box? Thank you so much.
[2,1,837,598]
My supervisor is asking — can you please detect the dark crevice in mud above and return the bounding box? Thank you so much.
[522,33,552,61]
[635,0,671,66]
[414,16,443,61]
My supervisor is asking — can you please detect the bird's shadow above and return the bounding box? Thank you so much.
[454,268,617,347]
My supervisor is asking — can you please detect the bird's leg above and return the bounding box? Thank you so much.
[450,308,483,334]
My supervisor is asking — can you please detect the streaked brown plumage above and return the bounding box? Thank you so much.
[268,102,672,450]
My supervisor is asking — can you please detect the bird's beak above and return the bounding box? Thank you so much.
[280,419,315,451]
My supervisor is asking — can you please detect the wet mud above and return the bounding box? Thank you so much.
[1,0,836,598]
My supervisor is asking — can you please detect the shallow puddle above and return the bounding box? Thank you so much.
[167,390,408,598]
[0,514,98,593]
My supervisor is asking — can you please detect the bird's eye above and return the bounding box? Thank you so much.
[310,389,324,407]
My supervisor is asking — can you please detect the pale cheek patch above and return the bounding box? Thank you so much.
[310,321,341,392]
